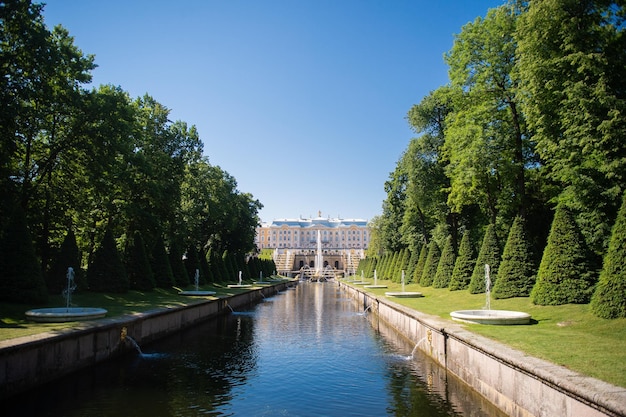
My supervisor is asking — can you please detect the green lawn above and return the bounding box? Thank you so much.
[349,279,626,388]
[0,283,267,341]
[1,278,624,389]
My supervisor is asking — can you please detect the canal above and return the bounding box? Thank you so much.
[1,281,506,416]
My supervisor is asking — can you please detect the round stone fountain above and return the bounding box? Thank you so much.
[25,267,108,322]
[179,269,216,296]
[385,270,422,298]
[450,265,531,325]
[364,270,387,289]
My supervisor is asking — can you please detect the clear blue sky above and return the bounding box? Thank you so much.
[42,0,505,223]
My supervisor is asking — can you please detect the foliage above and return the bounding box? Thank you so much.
[531,205,597,305]
[87,229,129,293]
[449,230,475,291]
[419,241,440,287]
[591,192,626,318]
[150,236,175,288]
[47,230,83,294]
[168,240,189,287]
[469,224,500,294]
[124,231,155,291]
[433,236,456,288]
[411,244,428,283]
[517,0,626,255]
[492,216,536,299]
[0,206,48,304]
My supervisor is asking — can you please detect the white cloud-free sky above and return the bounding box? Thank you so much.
[42,0,505,223]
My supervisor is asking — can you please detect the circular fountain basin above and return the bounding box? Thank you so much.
[450,309,531,325]
[364,284,388,289]
[351,281,369,285]
[385,291,423,298]
[227,284,252,288]
[179,290,216,296]
[25,307,108,323]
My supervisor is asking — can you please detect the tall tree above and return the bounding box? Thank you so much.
[449,230,475,291]
[469,224,501,294]
[444,3,533,227]
[517,0,626,254]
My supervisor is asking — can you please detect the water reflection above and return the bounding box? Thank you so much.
[1,282,506,416]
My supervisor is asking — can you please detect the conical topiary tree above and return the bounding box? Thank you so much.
[411,244,428,283]
[169,240,189,287]
[469,224,501,294]
[420,241,440,287]
[449,231,475,291]
[88,229,129,293]
[47,230,82,294]
[125,231,155,291]
[493,216,537,299]
[531,204,596,305]
[0,207,48,304]
[150,236,175,288]
[433,236,456,288]
[591,192,626,318]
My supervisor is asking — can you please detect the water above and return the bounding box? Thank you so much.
[1,282,506,417]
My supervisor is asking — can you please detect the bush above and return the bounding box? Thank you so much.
[433,236,455,288]
[411,244,428,283]
[591,192,626,318]
[449,231,475,291]
[419,241,440,287]
[150,236,175,288]
[531,204,596,305]
[469,224,501,294]
[169,240,189,287]
[87,229,129,293]
[492,216,537,299]
[125,231,155,291]
[47,230,83,294]
[0,207,48,304]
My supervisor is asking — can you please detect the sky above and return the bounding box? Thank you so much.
[42,0,505,224]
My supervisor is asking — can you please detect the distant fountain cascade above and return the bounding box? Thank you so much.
[227,270,252,288]
[315,230,323,277]
[450,264,531,325]
[385,270,422,297]
[25,267,108,322]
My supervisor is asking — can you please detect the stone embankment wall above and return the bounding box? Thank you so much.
[339,282,626,417]
[0,282,292,400]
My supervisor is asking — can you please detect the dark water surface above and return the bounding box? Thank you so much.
[2,282,506,416]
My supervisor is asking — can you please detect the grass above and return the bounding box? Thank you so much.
[350,279,626,388]
[0,282,269,341]
[1,278,624,389]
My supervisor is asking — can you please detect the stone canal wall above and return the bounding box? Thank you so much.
[0,282,292,400]
[339,281,626,417]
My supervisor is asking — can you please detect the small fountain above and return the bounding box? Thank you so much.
[385,270,423,298]
[227,270,252,288]
[351,268,368,285]
[26,267,108,322]
[179,269,216,296]
[364,269,387,289]
[450,264,531,325]
[255,271,268,285]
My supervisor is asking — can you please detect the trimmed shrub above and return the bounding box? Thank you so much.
[0,207,48,304]
[150,236,175,288]
[531,204,596,305]
[433,236,455,288]
[125,231,155,291]
[47,230,83,294]
[493,216,537,299]
[411,244,428,283]
[469,224,501,294]
[169,240,189,287]
[591,192,626,318]
[88,229,129,293]
[420,241,440,287]
[449,231,475,291]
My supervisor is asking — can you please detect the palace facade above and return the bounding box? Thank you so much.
[255,213,370,275]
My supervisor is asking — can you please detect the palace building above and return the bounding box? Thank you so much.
[255,212,370,276]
